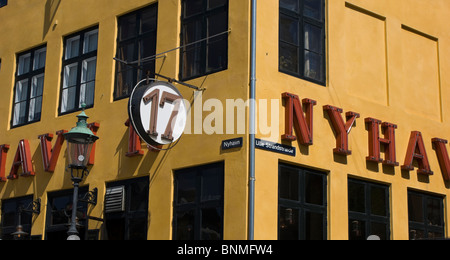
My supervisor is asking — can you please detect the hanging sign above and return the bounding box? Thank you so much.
[128,80,187,147]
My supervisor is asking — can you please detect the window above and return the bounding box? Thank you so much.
[11,46,46,127]
[180,0,229,80]
[1,196,33,240]
[45,187,89,240]
[408,191,445,240]
[279,0,325,85]
[0,0,7,8]
[278,164,327,240]
[173,162,224,240]
[348,179,390,240]
[114,4,158,100]
[60,26,98,115]
[104,177,149,240]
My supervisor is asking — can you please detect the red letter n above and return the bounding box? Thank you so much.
[402,131,433,175]
[365,118,399,166]
[323,105,360,155]
[9,139,35,180]
[0,145,9,182]
[432,138,450,181]
[282,93,316,146]
[38,130,67,172]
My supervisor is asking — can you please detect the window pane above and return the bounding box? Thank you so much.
[304,0,322,20]
[15,79,29,102]
[201,169,222,201]
[348,181,365,213]
[65,36,80,59]
[61,87,77,113]
[201,208,223,240]
[119,13,137,41]
[280,42,299,74]
[176,171,197,204]
[13,102,27,126]
[279,166,299,201]
[83,29,98,54]
[207,11,227,72]
[280,14,299,45]
[208,0,227,9]
[280,0,299,13]
[305,172,323,205]
[371,186,387,217]
[304,50,323,81]
[63,63,78,88]
[305,211,324,240]
[370,222,388,240]
[279,207,299,240]
[349,219,366,240]
[176,210,195,240]
[304,23,322,54]
[130,180,149,211]
[185,0,204,17]
[140,6,158,34]
[33,48,47,70]
[128,217,148,240]
[408,193,424,223]
[427,197,443,227]
[18,53,31,75]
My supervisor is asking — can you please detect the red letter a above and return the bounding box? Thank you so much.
[9,139,35,179]
[0,145,9,182]
[401,131,433,175]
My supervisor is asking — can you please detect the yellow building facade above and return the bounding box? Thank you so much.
[0,0,449,240]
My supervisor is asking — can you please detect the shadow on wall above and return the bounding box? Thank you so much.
[43,0,61,40]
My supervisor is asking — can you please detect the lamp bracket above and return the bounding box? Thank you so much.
[80,188,98,206]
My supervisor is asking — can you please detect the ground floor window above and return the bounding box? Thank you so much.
[173,162,224,240]
[348,178,390,240]
[45,187,89,240]
[1,196,33,240]
[278,164,327,240]
[408,190,445,240]
[104,177,149,240]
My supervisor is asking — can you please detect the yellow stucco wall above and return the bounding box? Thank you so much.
[0,0,449,240]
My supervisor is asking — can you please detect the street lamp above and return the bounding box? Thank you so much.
[63,104,99,240]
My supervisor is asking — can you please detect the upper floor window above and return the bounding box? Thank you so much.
[11,46,46,127]
[0,0,7,8]
[114,4,158,100]
[60,26,98,115]
[408,190,445,240]
[180,0,228,80]
[279,0,325,85]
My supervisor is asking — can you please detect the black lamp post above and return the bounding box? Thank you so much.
[63,104,99,240]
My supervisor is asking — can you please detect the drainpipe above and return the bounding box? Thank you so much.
[249,0,257,241]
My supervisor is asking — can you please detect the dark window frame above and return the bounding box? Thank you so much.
[180,0,229,81]
[348,178,391,240]
[114,3,158,101]
[1,195,34,240]
[59,26,99,116]
[408,190,445,240]
[0,0,7,8]
[173,161,225,240]
[279,0,326,86]
[45,187,89,240]
[104,176,150,240]
[11,45,47,128]
[278,163,328,240]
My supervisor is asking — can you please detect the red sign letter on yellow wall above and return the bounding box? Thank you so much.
[125,119,144,157]
[0,145,9,182]
[432,138,450,181]
[282,93,316,146]
[38,130,67,173]
[8,139,35,179]
[402,131,433,175]
[323,105,360,155]
[365,118,399,166]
